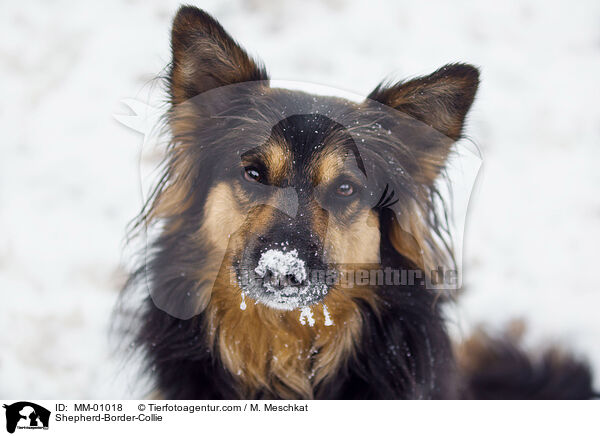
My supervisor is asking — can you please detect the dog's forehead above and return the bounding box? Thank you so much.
[261,112,364,186]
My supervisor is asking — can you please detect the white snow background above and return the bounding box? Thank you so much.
[1,0,599,398]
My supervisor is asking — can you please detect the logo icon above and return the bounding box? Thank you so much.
[3,402,50,434]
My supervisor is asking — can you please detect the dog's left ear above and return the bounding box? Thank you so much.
[368,63,479,141]
[368,64,479,185]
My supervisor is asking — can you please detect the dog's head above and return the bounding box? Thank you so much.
[142,6,479,317]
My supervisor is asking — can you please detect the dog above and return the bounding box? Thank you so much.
[121,5,595,399]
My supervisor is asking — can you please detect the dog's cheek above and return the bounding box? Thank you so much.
[200,183,246,254]
[324,209,380,265]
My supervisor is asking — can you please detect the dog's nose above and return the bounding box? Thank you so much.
[262,269,306,289]
[254,248,308,292]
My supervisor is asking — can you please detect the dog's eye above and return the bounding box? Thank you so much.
[243,166,262,183]
[336,182,355,197]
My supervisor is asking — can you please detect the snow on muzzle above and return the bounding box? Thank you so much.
[242,248,328,311]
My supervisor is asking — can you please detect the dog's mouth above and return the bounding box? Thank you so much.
[236,248,330,310]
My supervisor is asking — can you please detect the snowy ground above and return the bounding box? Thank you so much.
[1,0,599,398]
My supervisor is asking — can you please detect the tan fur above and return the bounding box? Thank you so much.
[200,183,246,250]
[324,209,380,264]
[262,141,291,184]
[313,148,345,186]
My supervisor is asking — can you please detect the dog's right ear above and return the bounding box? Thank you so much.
[169,6,269,105]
